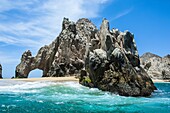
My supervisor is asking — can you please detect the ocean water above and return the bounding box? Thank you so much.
[0,80,169,113]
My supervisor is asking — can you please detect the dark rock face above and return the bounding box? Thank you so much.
[0,64,2,78]
[140,52,170,80]
[15,18,96,78]
[16,17,156,96]
[79,19,156,96]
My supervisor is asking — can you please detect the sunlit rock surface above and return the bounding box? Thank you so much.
[140,52,170,80]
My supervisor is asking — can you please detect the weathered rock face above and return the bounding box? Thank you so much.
[16,17,156,96]
[0,64,2,78]
[15,18,97,78]
[140,52,170,80]
[80,19,156,96]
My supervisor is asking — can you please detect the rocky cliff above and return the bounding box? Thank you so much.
[16,18,156,96]
[140,52,170,80]
[0,64,2,78]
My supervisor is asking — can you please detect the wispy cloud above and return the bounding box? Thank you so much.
[0,52,19,64]
[112,7,133,21]
[0,0,109,49]
[0,0,109,78]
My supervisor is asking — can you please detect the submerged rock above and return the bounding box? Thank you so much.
[16,17,156,96]
[0,64,2,78]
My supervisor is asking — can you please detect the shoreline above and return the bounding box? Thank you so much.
[152,79,170,83]
[1,76,79,82]
[0,77,169,83]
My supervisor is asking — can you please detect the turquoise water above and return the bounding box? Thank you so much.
[0,80,169,113]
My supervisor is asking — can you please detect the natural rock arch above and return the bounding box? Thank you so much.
[15,18,95,78]
[28,69,43,78]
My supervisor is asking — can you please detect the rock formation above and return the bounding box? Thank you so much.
[15,18,95,78]
[16,17,156,96]
[140,52,170,80]
[0,64,2,78]
[79,19,156,96]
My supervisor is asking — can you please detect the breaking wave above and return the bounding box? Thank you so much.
[0,80,169,113]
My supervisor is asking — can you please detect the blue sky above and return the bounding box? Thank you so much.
[0,0,169,78]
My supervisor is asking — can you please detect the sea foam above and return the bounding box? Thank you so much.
[0,80,57,93]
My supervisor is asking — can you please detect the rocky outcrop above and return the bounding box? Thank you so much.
[16,17,156,96]
[79,19,156,97]
[15,18,96,78]
[140,52,170,80]
[0,64,2,78]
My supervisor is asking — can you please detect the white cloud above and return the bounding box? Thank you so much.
[0,52,19,64]
[0,35,42,48]
[0,0,109,49]
[0,0,110,78]
[112,7,133,21]
[0,0,35,13]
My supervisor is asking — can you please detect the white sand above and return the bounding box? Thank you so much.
[1,76,79,82]
[152,79,170,83]
[1,77,169,83]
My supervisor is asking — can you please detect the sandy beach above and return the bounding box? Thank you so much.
[1,77,169,83]
[152,79,170,83]
[1,76,79,82]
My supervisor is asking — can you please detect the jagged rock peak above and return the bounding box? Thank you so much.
[77,18,95,25]
[79,18,156,97]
